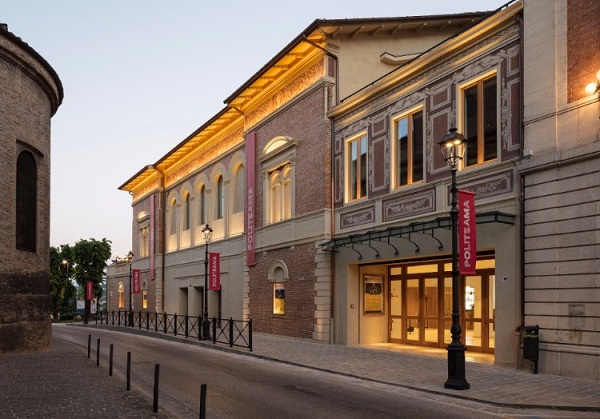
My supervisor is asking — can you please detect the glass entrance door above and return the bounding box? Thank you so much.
[388,257,495,352]
[389,276,440,347]
[389,279,402,341]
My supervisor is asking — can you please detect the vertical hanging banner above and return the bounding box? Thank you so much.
[86,280,93,301]
[458,190,477,275]
[149,194,155,280]
[246,132,256,266]
[209,252,221,290]
[132,269,141,294]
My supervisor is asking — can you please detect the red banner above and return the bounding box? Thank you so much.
[86,280,93,301]
[458,190,477,275]
[209,252,221,290]
[132,269,141,294]
[246,132,256,266]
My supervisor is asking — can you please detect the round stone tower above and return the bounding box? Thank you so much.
[0,23,63,352]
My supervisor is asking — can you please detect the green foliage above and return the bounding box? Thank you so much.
[49,244,74,318]
[72,238,112,299]
[49,238,112,319]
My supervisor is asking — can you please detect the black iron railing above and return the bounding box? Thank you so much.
[96,310,252,351]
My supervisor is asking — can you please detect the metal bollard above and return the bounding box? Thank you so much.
[87,334,91,359]
[127,351,131,391]
[199,384,207,419]
[96,338,100,366]
[109,344,114,376]
[153,364,160,413]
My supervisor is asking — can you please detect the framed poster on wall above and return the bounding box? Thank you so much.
[364,275,384,313]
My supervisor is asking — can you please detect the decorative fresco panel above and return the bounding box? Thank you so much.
[340,206,375,229]
[458,170,513,200]
[383,189,435,222]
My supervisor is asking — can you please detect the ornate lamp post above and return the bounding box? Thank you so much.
[201,224,213,340]
[438,128,470,390]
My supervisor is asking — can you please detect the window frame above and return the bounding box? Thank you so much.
[273,282,285,315]
[267,163,292,224]
[139,225,149,258]
[118,282,124,309]
[391,106,425,189]
[345,132,368,203]
[458,70,499,168]
[216,175,225,220]
[260,137,297,226]
[196,184,206,226]
[182,192,191,231]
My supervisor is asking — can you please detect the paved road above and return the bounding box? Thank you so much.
[54,325,512,418]
[2,323,599,418]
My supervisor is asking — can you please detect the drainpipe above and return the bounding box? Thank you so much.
[517,10,525,367]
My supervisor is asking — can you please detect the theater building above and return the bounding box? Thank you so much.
[323,1,523,367]
[109,12,486,342]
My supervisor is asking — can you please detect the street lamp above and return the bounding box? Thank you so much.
[438,128,470,390]
[201,223,213,340]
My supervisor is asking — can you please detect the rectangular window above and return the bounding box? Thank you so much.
[118,283,124,309]
[217,176,225,219]
[183,195,190,231]
[139,226,149,258]
[393,108,423,187]
[462,74,498,167]
[346,134,367,201]
[268,164,292,224]
[142,290,148,309]
[273,283,285,315]
[197,186,206,226]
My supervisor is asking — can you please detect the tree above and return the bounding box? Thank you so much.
[49,244,75,320]
[72,238,112,324]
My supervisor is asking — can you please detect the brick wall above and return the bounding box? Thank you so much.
[567,0,600,103]
[249,243,317,338]
[253,86,331,229]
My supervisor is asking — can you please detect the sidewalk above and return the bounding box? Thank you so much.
[0,337,175,419]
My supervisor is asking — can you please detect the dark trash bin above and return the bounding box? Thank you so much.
[522,325,539,373]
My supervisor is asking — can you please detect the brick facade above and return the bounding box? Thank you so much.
[567,0,600,103]
[0,25,63,352]
[249,243,317,338]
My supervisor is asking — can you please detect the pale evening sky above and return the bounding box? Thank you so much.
[3,0,507,258]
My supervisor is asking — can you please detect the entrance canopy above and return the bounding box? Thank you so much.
[320,211,515,260]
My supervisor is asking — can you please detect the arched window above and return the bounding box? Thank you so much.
[182,193,190,231]
[233,164,245,214]
[16,150,37,252]
[268,261,289,316]
[197,184,206,226]
[169,198,177,235]
[261,137,296,226]
[268,164,291,223]
[118,282,124,308]
[217,175,225,219]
